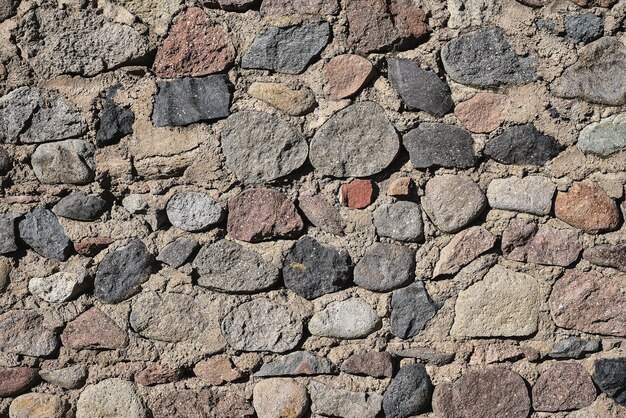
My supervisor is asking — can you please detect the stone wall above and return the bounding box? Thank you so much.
[0,0,625,416]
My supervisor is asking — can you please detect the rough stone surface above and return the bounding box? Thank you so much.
[309,298,380,339]
[433,226,496,277]
[52,193,107,221]
[373,201,424,242]
[18,208,72,261]
[253,378,308,418]
[0,146,11,174]
[341,352,393,378]
[96,92,134,146]
[592,358,626,407]
[323,54,374,99]
[532,362,596,412]
[555,181,620,233]
[61,308,128,350]
[0,310,58,356]
[583,244,626,272]
[260,0,339,15]
[0,0,16,22]
[135,364,180,386]
[76,379,147,418]
[9,393,66,418]
[309,380,382,418]
[577,113,626,156]
[31,140,96,185]
[485,124,561,165]
[340,179,374,209]
[39,365,87,389]
[565,13,604,44]
[194,357,240,384]
[549,337,601,359]
[455,92,507,133]
[28,272,83,303]
[298,195,344,235]
[74,237,113,257]
[156,237,198,268]
[403,122,475,168]
[390,282,437,339]
[255,351,336,377]
[0,212,17,254]
[387,177,413,197]
[166,192,223,231]
[148,387,254,417]
[0,368,38,397]
[383,364,433,418]
[248,82,316,116]
[354,242,414,292]
[487,176,556,215]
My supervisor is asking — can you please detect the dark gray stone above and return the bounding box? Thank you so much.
[390,282,437,339]
[592,358,626,407]
[52,193,108,221]
[565,13,603,44]
[152,76,231,127]
[96,92,134,146]
[0,212,17,254]
[18,208,71,261]
[382,364,433,418]
[156,237,198,268]
[549,337,601,359]
[0,146,11,174]
[403,123,476,169]
[354,242,415,292]
[255,351,336,377]
[373,201,423,242]
[283,236,351,300]
[242,22,330,74]
[485,124,560,165]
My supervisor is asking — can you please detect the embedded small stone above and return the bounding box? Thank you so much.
[29,272,84,303]
[156,237,198,268]
[135,364,180,386]
[194,357,240,385]
[18,208,72,261]
[323,54,374,99]
[484,124,560,165]
[383,364,433,418]
[0,258,10,292]
[592,358,626,407]
[74,237,113,257]
[309,298,380,339]
[39,365,87,389]
[0,212,17,254]
[555,181,620,233]
[31,140,96,185]
[255,351,336,377]
[433,226,496,277]
[309,101,400,177]
[61,308,128,350]
[565,13,604,44]
[390,348,455,365]
[533,363,596,412]
[248,82,316,116]
[0,367,38,397]
[340,179,374,209]
[577,113,626,156]
[76,379,148,418]
[549,337,601,359]
[309,380,382,418]
[341,352,393,378]
[166,192,223,232]
[583,244,626,272]
[283,236,351,299]
[0,310,58,356]
[298,195,344,235]
[213,0,258,11]
[9,393,66,418]
[486,176,556,215]
[454,92,507,133]
[373,201,423,242]
[260,0,339,15]
[0,146,11,174]
[390,282,437,339]
[96,93,134,146]
[571,0,617,6]
[354,242,415,292]
[253,378,308,418]
[122,194,148,214]
[52,193,108,221]
[403,122,476,168]
[387,177,413,197]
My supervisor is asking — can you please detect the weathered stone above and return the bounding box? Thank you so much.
[549,337,601,359]
[354,242,415,292]
[383,364,432,418]
[74,237,113,257]
[403,122,475,168]
[309,101,399,177]
[555,181,620,233]
[156,237,198,268]
[211,0,258,11]
[592,358,626,407]
[0,368,38,397]
[9,393,66,418]
[503,222,582,267]
[341,352,393,378]
[487,176,556,215]
[135,364,180,386]
[570,0,617,6]
[29,272,84,303]
[18,208,72,261]
[221,111,308,183]
[39,365,87,389]
[309,298,380,339]
[373,201,423,242]
[388,177,413,197]
[532,362,596,412]
[470,342,525,365]
[61,308,128,350]
[253,378,308,418]
[0,310,57,357]
[565,13,603,44]
[390,282,437,339]
[323,54,374,99]
[76,379,147,418]
[485,124,560,165]
[309,380,382,418]
[0,146,11,174]
[256,351,336,377]
[242,22,330,74]
[433,226,496,277]
[283,236,351,299]
[0,0,16,22]
[0,212,17,254]
[583,244,626,272]
[248,82,316,116]
[31,140,95,185]
[298,195,344,235]
[0,258,10,292]
[577,113,626,156]
[390,348,455,365]
[148,387,254,418]
[455,92,507,133]
[166,192,223,232]
[52,193,107,221]
[122,194,148,214]
[96,91,134,146]
[340,179,374,209]
[194,357,240,385]
[260,0,339,15]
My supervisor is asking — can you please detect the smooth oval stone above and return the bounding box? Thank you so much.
[308,298,380,339]
[354,242,415,292]
[166,192,223,232]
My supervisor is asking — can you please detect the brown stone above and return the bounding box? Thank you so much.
[260,0,339,15]
[298,195,344,235]
[340,179,375,209]
[532,362,596,412]
[454,93,507,133]
[387,177,413,197]
[9,393,66,418]
[61,308,128,350]
[555,181,620,233]
[0,310,59,357]
[549,269,626,336]
[433,226,496,277]
[152,8,236,78]
[470,342,524,365]
[149,387,254,418]
[323,55,374,100]
[340,352,393,378]
[194,357,241,385]
[248,82,316,116]
[569,0,617,7]
[73,237,114,257]
[0,367,38,397]
[583,244,626,272]
[135,364,180,386]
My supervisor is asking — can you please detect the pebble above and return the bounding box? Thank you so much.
[96,93,134,146]
[577,112,626,156]
[421,174,486,233]
[242,22,330,74]
[0,310,58,356]
[403,122,476,168]
[309,380,382,418]
[433,226,496,277]
[532,362,596,412]
[248,82,316,116]
[9,393,66,418]
[18,208,72,261]
[0,212,17,254]
[194,357,240,385]
[260,0,339,15]
[39,365,87,389]
[387,177,413,197]
[221,111,308,183]
[387,58,453,116]
[28,272,84,303]
[61,307,128,350]
[340,179,374,209]
[0,367,38,397]
[390,282,437,339]
[308,298,380,339]
[151,76,231,127]
[565,13,604,43]
[486,176,556,215]
[354,242,415,292]
[549,337,601,359]
[135,363,180,386]
[52,193,108,221]
[554,181,620,233]
[583,244,626,272]
[122,194,148,214]
[74,237,113,257]
[76,378,148,418]
[484,124,560,165]
[31,140,96,184]
[323,54,374,99]
[156,237,198,268]
[283,236,351,299]
[255,351,336,377]
[166,192,223,232]
[341,352,393,378]
[373,201,424,241]
[253,378,308,418]
[298,195,344,235]
[309,101,399,177]
[194,239,280,293]
[382,364,433,418]
[454,92,506,133]
[592,358,626,407]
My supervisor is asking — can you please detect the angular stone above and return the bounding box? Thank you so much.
[221,111,308,183]
[373,201,423,242]
[62,308,128,350]
[96,91,134,146]
[194,357,240,384]
[403,122,475,168]
[533,363,596,412]
[76,379,147,418]
[29,272,84,303]
[31,140,96,185]
[0,368,38,397]
[341,352,393,378]
[592,358,626,407]
[309,101,399,177]
[0,259,10,292]
[0,310,58,356]
[487,176,556,215]
[166,192,223,232]
[135,364,180,386]
[383,364,433,418]
[323,54,374,99]
[354,242,415,292]
[433,226,496,277]
[212,0,258,11]
[555,181,620,233]
[0,0,16,22]
[152,76,231,127]
[260,0,339,15]
[148,387,253,418]
[388,177,413,197]
[340,179,374,209]
[283,236,351,299]
[583,244,626,272]
[309,380,382,418]
[74,237,113,257]
[253,378,308,418]
[156,237,198,268]
[248,82,316,116]
[298,195,344,235]
[39,365,87,389]
[52,193,108,221]
[485,124,560,165]
[18,208,72,261]
[578,113,626,156]
[242,22,330,74]
[565,13,603,44]
[390,282,437,339]
[549,337,601,359]
[309,298,380,339]
[0,146,11,174]
[455,92,507,133]
[0,212,17,254]
[256,351,336,377]
[9,393,66,418]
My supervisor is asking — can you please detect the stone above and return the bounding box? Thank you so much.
[9,393,66,418]
[212,0,258,11]
[309,298,380,339]
[323,54,374,99]
[433,226,496,277]
[403,123,475,168]
[341,352,393,378]
[388,177,413,197]
[0,212,17,254]
[502,222,582,267]
[309,101,399,177]
[221,111,308,183]
[153,8,235,78]
[242,22,330,74]
[516,0,544,5]
[549,337,601,359]
[455,92,507,133]
[383,364,432,418]
[255,351,336,377]
[29,272,84,303]
[122,194,148,214]
[248,82,316,116]
[61,308,128,350]
[432,368,530,418]
[340,179,374,209]
[39,365,87,389]
[390,348,455,365]
[592,358,626,407]
[52,193,108,221]
[152,76,231,127]
[0,0,16,22]
[0,146,11,174]
[309,380,383,418]
[298,195,344,235]
[194,357,240,385]
[76,379,147,418]
[441,28,535,88]
[487,176,556,216]
[552,37,626,106]
[18,208,72,261]
[283,236,351,299]
[555,181,620,233]
[0,259,10,292]
[422,174,487,233]
[74,237,113,257]
[227,188,304,242]
[451,265,539,337]
[253,378,308,418]
[549,269,626,336]
[532,363,596,412]
[354,242,415,292]
[148,387,254,418]
[373,201,424,242]
[31,140,96,184]
[135,364,180,386]
[0,310,58,356]
[260,0,339,15]
[570,0,617,6]
[583,244,626,272]
[484,124,560,165]
[96,91,134,146]
[0,368,38,397]
[94,240,152,304]
[166,192,223,232]
[221,298,303,352]
[156,237,198,268]
[565,13,604,44]
[577,113,626,156]
[390,282,437,339]
[388,58,453,117]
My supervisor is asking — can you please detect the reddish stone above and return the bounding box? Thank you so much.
[583,244,626,272]
[194,357,241,385]
[387,177,413,197]
[260,0,339,15]
[532,362,596,412]
[149,388,254,418]
[0,367,38,397]
[61,308,128,350]
[135,364,180,386]
[433,226,496,277]
[73,237,113,257]
[454,93,506,133]
[340,352,393,377]
[152,8,236,78]
[298,195,344,235]
[323,55,374,100]
[340,179,375,209]
[471,342,524,365]
[555,181,620,234]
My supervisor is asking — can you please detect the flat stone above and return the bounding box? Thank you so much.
[283,236,351,299]
[309,380,382,418]
[221,298,303,352]
[298,195,344,235]
[323,54,374,99]
[487,176,556,215]
[484,124,560,165]
[52,193,107,221]
[383,364,433,418]
[549,269,626,336]
[256,351,336,377]
[152,76,231,127]
[0,259,10,292]
[194,357,240,385]
[309,101,399,177]
[148,387,254,418]
[0,368,38,397]
[373,201,424,242]
[354,242,415,292]
[94,239,152,303]
[571,0,617,6]
[422,174,487,233]
[388,177,413,197]
[9,393,66,418]
[61,308,128,350]
[260,0,339,15]
[433,226,496,277]
[248,82,316,116]
[76,379,147,418]
[221,111,308,183]
[39,365,87,389]
[592,358,626,407]
[583,244,626,272]
[31,139,96,185]
[194,240,279,293]
[242,22,330,74]
[309,298,380,339]
[555,181,620,233]
[29,272,84,303]
[549,337,601,359]
[122,194,148,214]
[212,0,258,11]
[227,188,304,242]
[341,352,393,378]
[577,113,626,156]
[96,91,134,146]
[18,208,72,261]
[156,237,198,268]
[470,342,525,365]
[533,362,596,412]
[451,265,539,337]
[166,192,223,232]
[74,237,113,257]
[403,122,475,168]
[565,13,603,44]
[388,58,453,116]
[390,348,455,365]
[455,92,507,133]
[135,364,180,386]
[390,282,437,339]
[0,310,58,356]
[0,212,17,254]
[340,179,374,209]
[253,378,308,418]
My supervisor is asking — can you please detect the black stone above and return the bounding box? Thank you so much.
[390,282,437,339]
[383,364,433,418]
[156,237,198,268]
[403,122,476,169]
[52,193,108,221]
[96,96,134,146]
[592,358,626,407]
[0,212,17,254]
[564,13,604,44]
[353,242,415,292]
[484,124,561,165]
[18,208,72,261]
[0,146,11,174]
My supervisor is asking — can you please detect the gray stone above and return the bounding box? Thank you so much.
[549,337,601,359]
[156,237,198,268]
[194,240,279,293]
[309,101,399,177]
[309,298,380,339]
[242,22,330,74]
[94,239,152,304]
[0,309,59,357]
[0,0,16,22]
[152,76,231,127]
[577,113,626,156]
[373,201,423,242]
[390,348,455,365]
[221,111,308,183]
[255,351,336,377]
[121,194,148,214]
[31,140,96,185]
[0,146,11,174]
[441,27,535,88]
[403,122,476,169]
[387,58,453,117]
[96,92,135,146]
[583,244,626,272]
[390,282,437,339]
[52,193,108,221]
[487,176,556,215]
[565,13,603,44]
[485,124,560,165]
[354,242,415,292]
[283,236,351,299]
[39,365,87,389]
[309,380,382,418]
[18,208,72,261]
[383,364,433,418]
[592,358,626,407]
[298,195,344,235]
[166,192,223,232]
[433,226,496,277]
[0,212,17,254]
[28,272,84,303]
[76,379,148,418]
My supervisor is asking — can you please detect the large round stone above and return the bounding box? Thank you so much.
[76,378,147,418]
[354,242,415,292]
[166,192,223,232]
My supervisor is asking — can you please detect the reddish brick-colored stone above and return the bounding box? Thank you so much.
[340,179,375,209]
[555,181,620,233]
[73,237,113,257]
[194,357,241,385]
[61,308,128,350]
[387,177,413,197]
[0,367,38,397]
[455,93,507,133]
[323,55,374,100]
[340,352,393,377]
